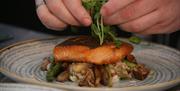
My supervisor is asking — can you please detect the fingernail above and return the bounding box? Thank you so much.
[83,18,91,26]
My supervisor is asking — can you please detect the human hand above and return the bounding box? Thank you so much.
[35,0,92,30]
[101,0,180,35]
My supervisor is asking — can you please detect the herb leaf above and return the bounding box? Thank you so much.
[82,0,121,46]
[128,36,142,44]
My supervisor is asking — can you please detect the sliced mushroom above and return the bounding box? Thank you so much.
[62,63,69,68]
[126,54,137,64]
[100,65,112,86]
[79,69,95,87]
[40,57,50,71]
[94,66,101,86]
[70,63,92,73]
[56,70,69,82]
[133,64,150,80]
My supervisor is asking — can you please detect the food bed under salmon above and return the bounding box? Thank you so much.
[41,36,150,87]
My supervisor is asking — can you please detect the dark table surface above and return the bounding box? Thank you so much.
[0,23,179,91]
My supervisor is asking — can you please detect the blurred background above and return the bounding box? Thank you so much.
[0,0,179,50]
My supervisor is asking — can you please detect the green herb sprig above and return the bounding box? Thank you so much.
[46,56,63,82]
[128,36,142,44]
[82,0,121,47]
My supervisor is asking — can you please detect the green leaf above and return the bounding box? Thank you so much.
[82,0,122,46]
[46,62,62,82]
[94,13,100,20]
[114,39,122,48]
[123,60,137,69]
[82,0,96,10]
[129,36,142,44]
[49,56,54,63]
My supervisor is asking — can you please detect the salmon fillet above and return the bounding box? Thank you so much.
[54,36,133,64]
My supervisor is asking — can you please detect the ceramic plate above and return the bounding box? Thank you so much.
[0,37,180,91]
[0,83,64,91]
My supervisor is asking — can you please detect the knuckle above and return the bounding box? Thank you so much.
[156,8,175,27]
[39,14,67,30]
[119,7,135,20]
[46,0,60,12]
[48,4,59,12]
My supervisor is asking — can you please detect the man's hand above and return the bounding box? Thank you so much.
[35,0,92,30]
[101,0,180,35]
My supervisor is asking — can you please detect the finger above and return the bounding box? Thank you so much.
[45,0,80,26]
[137,18,179,35]
[119,10,160,33]
[35,0,45,8]
[104,0,159,25]
[62,0,92,26]
[101,0,135,17]
[36,4,67,30]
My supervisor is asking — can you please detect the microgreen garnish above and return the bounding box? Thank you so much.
[82,0,121,47]
[128,36,142,44]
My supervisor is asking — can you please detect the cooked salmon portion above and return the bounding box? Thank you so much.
[54,45,90,62]
[53,36,133,64]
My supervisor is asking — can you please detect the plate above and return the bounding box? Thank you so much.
[0,37,180,91]
[0,83,64,91]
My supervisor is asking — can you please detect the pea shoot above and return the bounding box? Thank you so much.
[46,56,63,82]
[82,0,121,47]
[128,36,142,44]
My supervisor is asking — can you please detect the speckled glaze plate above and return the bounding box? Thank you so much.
[0,83,64,91]
[0,37,180,91]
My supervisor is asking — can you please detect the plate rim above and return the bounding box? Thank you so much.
[0,83,65,91]
[1,68,180,91]
[0,36,180,91]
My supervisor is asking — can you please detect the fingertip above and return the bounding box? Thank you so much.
[82,18,92,26]
[100,6,109,17]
